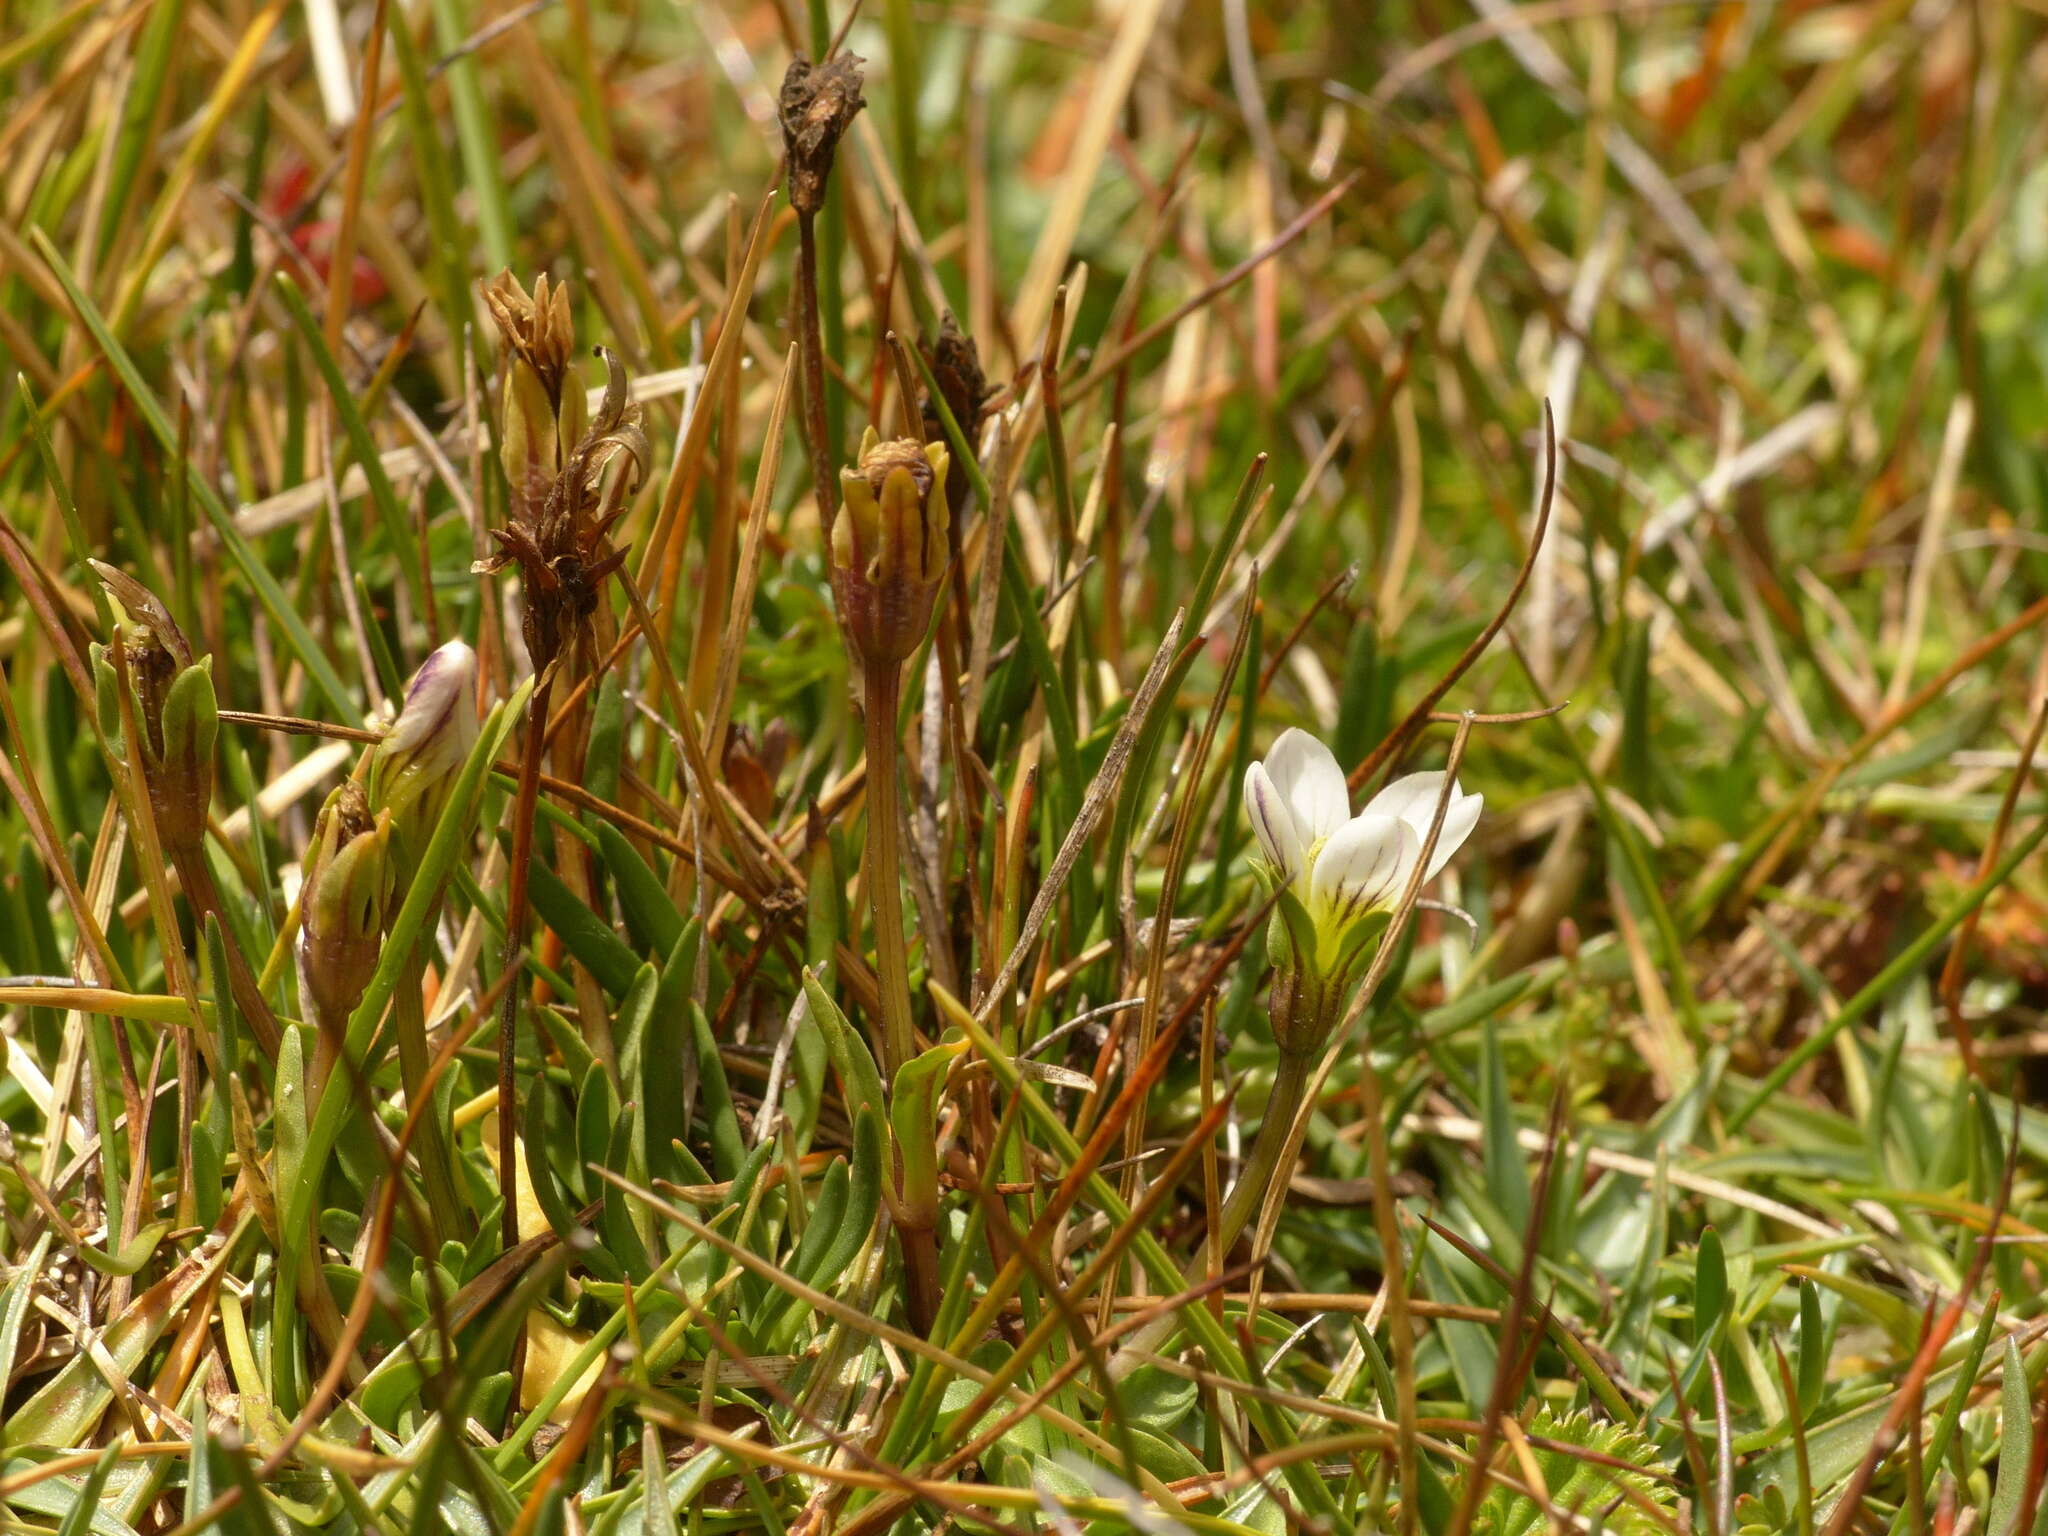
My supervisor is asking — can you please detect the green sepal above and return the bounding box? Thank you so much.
[889,1033,967,1228]
[160,656,218,779]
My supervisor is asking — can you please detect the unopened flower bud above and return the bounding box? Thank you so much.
[370,640,479,853]
[89,562,217,855]
[299,781,394,1028]
[830,429,951,666]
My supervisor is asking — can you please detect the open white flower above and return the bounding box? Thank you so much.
[1243,728,1482,970]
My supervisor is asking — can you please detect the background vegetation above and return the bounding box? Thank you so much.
[3,0,2048,1531]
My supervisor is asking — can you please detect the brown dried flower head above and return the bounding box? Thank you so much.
[484,271,589,524]
[779,54,866,216]
[476,275,648,673]
[920,312,989,512]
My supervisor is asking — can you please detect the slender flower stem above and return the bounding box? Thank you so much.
[1114,974,1335,1384]
[1212,1046,1318,1251]
[1356,1041,1420,1536]
[794,211,837,534]
[1108,1043,1318,1379]
[861,662,915,1078]
[393,947,463,1244]
[861,660,944,1334]
[172,846,283,1061]
[498,670,555,1256]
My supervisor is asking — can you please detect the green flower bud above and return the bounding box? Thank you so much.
[829,429,951,666]
[368,639,479,856]
[299,781,394,1029]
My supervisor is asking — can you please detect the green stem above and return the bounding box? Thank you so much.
[392,947,465,1245]
[862,663,915,1078]
[1213,1047,1319,1252]
[1106,1046,1319,1382]
[1108,956,1358,1381]
[173,845,281,1063]
[862,661,944,1335]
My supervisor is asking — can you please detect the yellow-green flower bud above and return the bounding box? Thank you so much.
[369,639,479,856]
[299,781,394,1029]
[829,428,951,666]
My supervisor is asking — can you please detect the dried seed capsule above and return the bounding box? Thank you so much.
[829,429,951,666]
[778,54,866,217]
[89,562,218,857]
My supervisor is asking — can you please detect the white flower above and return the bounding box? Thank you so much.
[370,640,480,834]
[1243,728,1481,968]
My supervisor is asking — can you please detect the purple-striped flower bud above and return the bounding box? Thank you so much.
[369,640,479,853]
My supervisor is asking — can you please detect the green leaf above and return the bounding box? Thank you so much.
[31,229,358,719]
[690,997,745,1181]
[1795,1278,1826,1414]
[1469,1408,1674,1534]
[522,849,640,998]
[639,923,701,1177]
[525,1072,622,1283]
[817,1107,884,1296]
[1991,1338,2033,1536]
[889,1034,967,1225]
[803,967,885,1126]
[1695,1226,1728,1345]
[0,1234,53,1422]
[596,820,683,959]
[52,1444,124,1536]
[75,1218,173,1278]
[1479,1012,1530,1232]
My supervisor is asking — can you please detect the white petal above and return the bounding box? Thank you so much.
[1262,728,1351,843]
[1363,771,1482,882]
[1308,814,1415,924]
[1422,791,1482,882]
[1243,762,1304,881]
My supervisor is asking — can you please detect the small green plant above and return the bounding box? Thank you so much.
[1,4,2045,1535]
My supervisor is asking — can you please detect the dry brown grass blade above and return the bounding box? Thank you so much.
[1070,173,1360,401]
[1349,402,1557,792]
[975,610,1186,1026]
[1007,0,1170,345]
[637,186,779,595]
[706,344,798,767]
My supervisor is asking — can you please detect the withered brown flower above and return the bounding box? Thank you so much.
[920,313,989,513]
[476,273,648,675]
[778,54,866,217]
